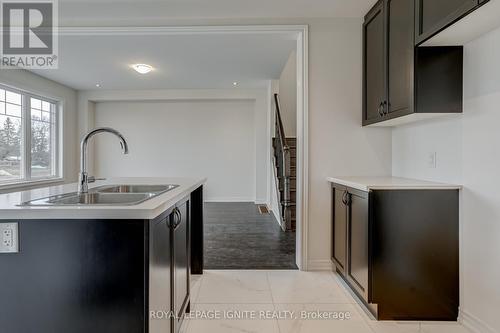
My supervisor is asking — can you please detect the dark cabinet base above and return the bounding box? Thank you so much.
[371,190,459,321]
[0,219,149,333]
[331,185,459,321]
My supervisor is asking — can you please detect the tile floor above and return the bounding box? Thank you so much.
[181,270,470,333]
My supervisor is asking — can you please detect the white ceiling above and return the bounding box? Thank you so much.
[59,0,378,22]
[32,32,297,90]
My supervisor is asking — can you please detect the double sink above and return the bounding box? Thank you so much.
[20,184,179,206]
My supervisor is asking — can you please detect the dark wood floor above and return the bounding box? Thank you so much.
[204,202,297,270]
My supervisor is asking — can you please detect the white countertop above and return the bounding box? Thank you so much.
[327,176,461,192]
[0,177,206,220]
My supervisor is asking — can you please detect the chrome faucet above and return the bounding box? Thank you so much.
[78,127,129,194]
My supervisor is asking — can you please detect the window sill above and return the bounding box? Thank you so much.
[0,178,65,193]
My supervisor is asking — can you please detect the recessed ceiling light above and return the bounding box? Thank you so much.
[131,64,153,74]
[95,83,101,88]
[233,82,238,86]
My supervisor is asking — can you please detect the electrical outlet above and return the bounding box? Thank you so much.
[427,152,437,169]
[0,222,19,253]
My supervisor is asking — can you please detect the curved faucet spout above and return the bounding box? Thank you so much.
[78,127,129,193]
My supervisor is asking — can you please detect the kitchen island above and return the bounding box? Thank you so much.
[0,177,206,333]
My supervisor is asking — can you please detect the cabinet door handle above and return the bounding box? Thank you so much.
[174,208,182,229]
[170,208,179,229]
[383,101,388,115]
[345,192,351,206]
[342,190,348,205]
[378,102,384,117]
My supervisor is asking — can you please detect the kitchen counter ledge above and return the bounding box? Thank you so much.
[0,177,206,220]
[327,176,461,192]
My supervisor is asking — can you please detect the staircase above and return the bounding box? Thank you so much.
[272,94,296,232]
[273,137,296,231]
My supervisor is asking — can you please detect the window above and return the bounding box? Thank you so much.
[0,84,60,186]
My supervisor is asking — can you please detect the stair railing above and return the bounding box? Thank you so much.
[274,94,292,228]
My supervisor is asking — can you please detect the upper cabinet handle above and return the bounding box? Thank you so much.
[378,102,384,117]
[384,101,389,115]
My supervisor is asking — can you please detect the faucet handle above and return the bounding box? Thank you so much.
[87,176,106,183]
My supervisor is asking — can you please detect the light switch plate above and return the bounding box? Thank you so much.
[0,222,19,253]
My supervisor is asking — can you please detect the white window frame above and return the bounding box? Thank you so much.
[0,83,62,189]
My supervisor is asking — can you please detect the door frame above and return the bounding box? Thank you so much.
[64,25,310,270]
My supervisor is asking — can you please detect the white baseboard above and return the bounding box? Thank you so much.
[460,310,498,333]
[269,209,283,228]
[307,259,334,271]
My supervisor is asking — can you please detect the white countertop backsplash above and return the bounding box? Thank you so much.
[327,176,461,192]
[0,177,206,220]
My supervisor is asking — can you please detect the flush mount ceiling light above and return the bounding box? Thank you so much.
[131,64,153,74]
[233,82,239,86]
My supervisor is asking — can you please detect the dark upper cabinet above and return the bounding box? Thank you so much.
[387,0,414,116]
[332,187,347,274]
[363,1,386,123]
[364,0,416,126]
[415,0,480,44]
[363,0,463,127]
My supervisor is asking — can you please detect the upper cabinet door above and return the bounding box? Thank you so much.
[363,1,386,125]
[415,0,478,44]
[387,0,414,116]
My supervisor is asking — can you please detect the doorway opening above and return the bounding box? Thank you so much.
[70,25,309,270]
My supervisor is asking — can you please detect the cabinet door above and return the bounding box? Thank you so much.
[172,199,190,333]
[387,0,414,116]
[416,0,478,44]
[149,217,172,333]
[363,0,386,125]
[332,187,347,274]
[347,190,370,302]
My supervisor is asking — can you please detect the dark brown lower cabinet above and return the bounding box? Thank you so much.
[346,189,370,303]
[172,197,190,333]
[331,184,459,321]
[332,187,348,274]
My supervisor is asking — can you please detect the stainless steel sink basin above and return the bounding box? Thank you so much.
[19,184,180,206]
[95,184,178,194]
[48,193,151,205]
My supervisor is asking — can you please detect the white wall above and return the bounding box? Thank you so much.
[392,26,500,333]
[94,99,257,201]
[0,69,78,191]
[307,19,392,268]
[278,50,297,137]
[392,116,462,184]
